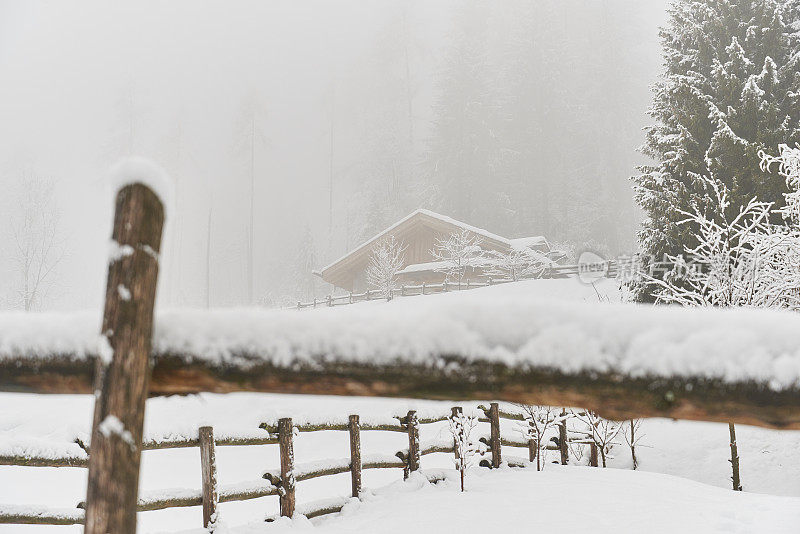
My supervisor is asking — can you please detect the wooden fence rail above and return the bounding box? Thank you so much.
[5,350,797,429]
[0,403,583,528]
[293,260,619,310]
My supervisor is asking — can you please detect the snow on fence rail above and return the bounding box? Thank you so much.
[0,404,548,527]
[4,293,800,427]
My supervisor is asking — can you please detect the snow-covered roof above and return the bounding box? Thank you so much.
[396,261,450,275]
[509,236,548,250]
[109,157,174,215]
[318,209,548,275]
[397,257,497,275]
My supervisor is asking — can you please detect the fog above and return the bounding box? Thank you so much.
[0,0,667,311]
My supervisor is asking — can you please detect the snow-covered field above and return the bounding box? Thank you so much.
[1,391,799,533]
[179,468,800,534]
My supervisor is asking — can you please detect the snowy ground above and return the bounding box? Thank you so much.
[180,468,800,534]
[1,392,799,533]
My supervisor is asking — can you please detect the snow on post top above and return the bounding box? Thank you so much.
[109,157,174,215]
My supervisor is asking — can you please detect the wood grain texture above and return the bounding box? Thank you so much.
[0,508,85,526]
[348,415,362,498]
[558,412,569,465]
[489,403,501,468]
[405,411,420,477]
[199,426,218,528]
[278,418,295,517]
[451,406,462,463]
[4,357,800,430]
[84,184,164,534]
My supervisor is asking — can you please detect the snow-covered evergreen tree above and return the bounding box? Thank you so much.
[633,0,800,300]
[645,144,800,489]
[650,145,800,310]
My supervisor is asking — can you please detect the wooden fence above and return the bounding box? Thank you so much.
[0,403,598,528]
[295,280,501,309]
[294,261,619,309]
[1,179,799,533]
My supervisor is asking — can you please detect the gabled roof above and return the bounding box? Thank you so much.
[316,209,548,279]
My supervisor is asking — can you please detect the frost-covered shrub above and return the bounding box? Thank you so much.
[649,145,800,311]
[366,235,407,300]
[448,410,481,491]
[431,228,485,285]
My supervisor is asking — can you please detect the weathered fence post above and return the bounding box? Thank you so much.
[451,407,462,463]
[489,402,501,468]
[278,418,295,517]
[729,423,742,491]
[405,410,420,478]
[326,295,332,307]
[85,182,165,534]
[558,410,569,465]
[421,283,426,295]
[528,438,537,463]
[348,415,362,498]
[199,426,218,530]
[589,442,599,467]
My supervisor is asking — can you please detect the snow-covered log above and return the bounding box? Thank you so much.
[259,420,405,434]
[78,479,281,512]
[142,434,278,450]
[135,487,203,511]
[262,452,406,490]
[4,290,800,427]
[0,505,85,525]
[0,451,88,468]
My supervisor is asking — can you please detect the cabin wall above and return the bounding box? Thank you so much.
[322,214,515,292]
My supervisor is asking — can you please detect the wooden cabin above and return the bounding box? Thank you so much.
[315,209,556,292]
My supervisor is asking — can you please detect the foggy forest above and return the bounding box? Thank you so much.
[0,0,667,311]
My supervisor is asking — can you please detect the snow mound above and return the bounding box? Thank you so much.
[175,466,800,534]
[109,157,174,215]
